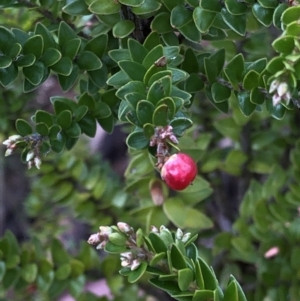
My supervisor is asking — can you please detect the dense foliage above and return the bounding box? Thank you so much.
[1,0,300,300]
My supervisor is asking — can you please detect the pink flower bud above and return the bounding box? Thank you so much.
[117,222,132,234]
[87,233,101,245]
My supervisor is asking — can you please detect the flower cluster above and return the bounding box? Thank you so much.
[3,135,23,156]
[3,134,44,169]
[87,226,113,249]
[151,225,192,243]
[87,222,147,271]
[269,80,292,107]
[150,125,179,169]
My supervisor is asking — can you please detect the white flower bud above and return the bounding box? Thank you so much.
[26,151,34,162]
[176,228,183,240]
[277,82,288,97]
[8,135,22,142]
[4,148,13,156]
[131,259,141,271]
[34,157,41,169]
[121,259,130,267]
[99,226,113,236]
[120,252,133,261]
[269,80,279,93]
[150,225,159,233]
[3,139,11,146]
[182,232,192,243]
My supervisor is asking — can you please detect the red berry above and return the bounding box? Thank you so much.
[161,153,197,191]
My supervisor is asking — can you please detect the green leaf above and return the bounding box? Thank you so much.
[143,123,155,139]
[119,0,144,6]
[65,121,81,138]
[224,276,247,301]
[23,61,46,86]
[200,0,222,12]
[281,5,300,26]
[237,91,256,116]
[127,262,148,283]
[36,123,49,136]
[21,263,38,283]
[266,99,286,120]
[170,117,193,136]
[149,233,168,253]
[211,82,231,102]
[272,36,295,54]
[273,3,289,28]
[58,64,79,91]
[55,263,71,280]
[193,290,214,301]
[62,38,81,60]
[151,12,172,33]
[147,76,171,104]
[142,44,164,69]
[77,51,102,71]
[128,38,148,63]
[23,35,43,59]
[143,32,161,51]
[85,34,108,58]
[35,23,56,49]
[89,0,121,14]
[0,26,15,53]
[53,99,74,115]
[131,0,161,15]
[63,0,90,15]
[170,244,187,269]
[97,114,114,133]
[126,129,149,149]
[0,261,6,282]
[178,21,202,43]
[51,239,70,265]
[221,8,246,36]
[107,70,131,87]
[225,0,248,14]
[136,100,155,125]
[40,48,62,67]
[119,61,146,81]
[193,7,216,33]
[252,3,274,27]
[56,111,72,130]
[224,53,244,90]
[243,70,259,90]
[8,43,21,59]
[58,22,77,48]
[78,92,96,111]
[163,199,213,229]
[16,119,32,136]
[74,105,88,122]
[204,49,225,82]
[171,5,192,28]
[78,113,97,137]
[0,56,11,68]
[152,104,169,126]
[113,20,135,38]
[51,57,73,76]
[15,53,36,67]
[0,63,18,86]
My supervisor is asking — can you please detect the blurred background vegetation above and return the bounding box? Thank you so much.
[1,1,300,301]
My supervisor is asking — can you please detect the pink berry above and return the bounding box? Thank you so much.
[161,153,197,191]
